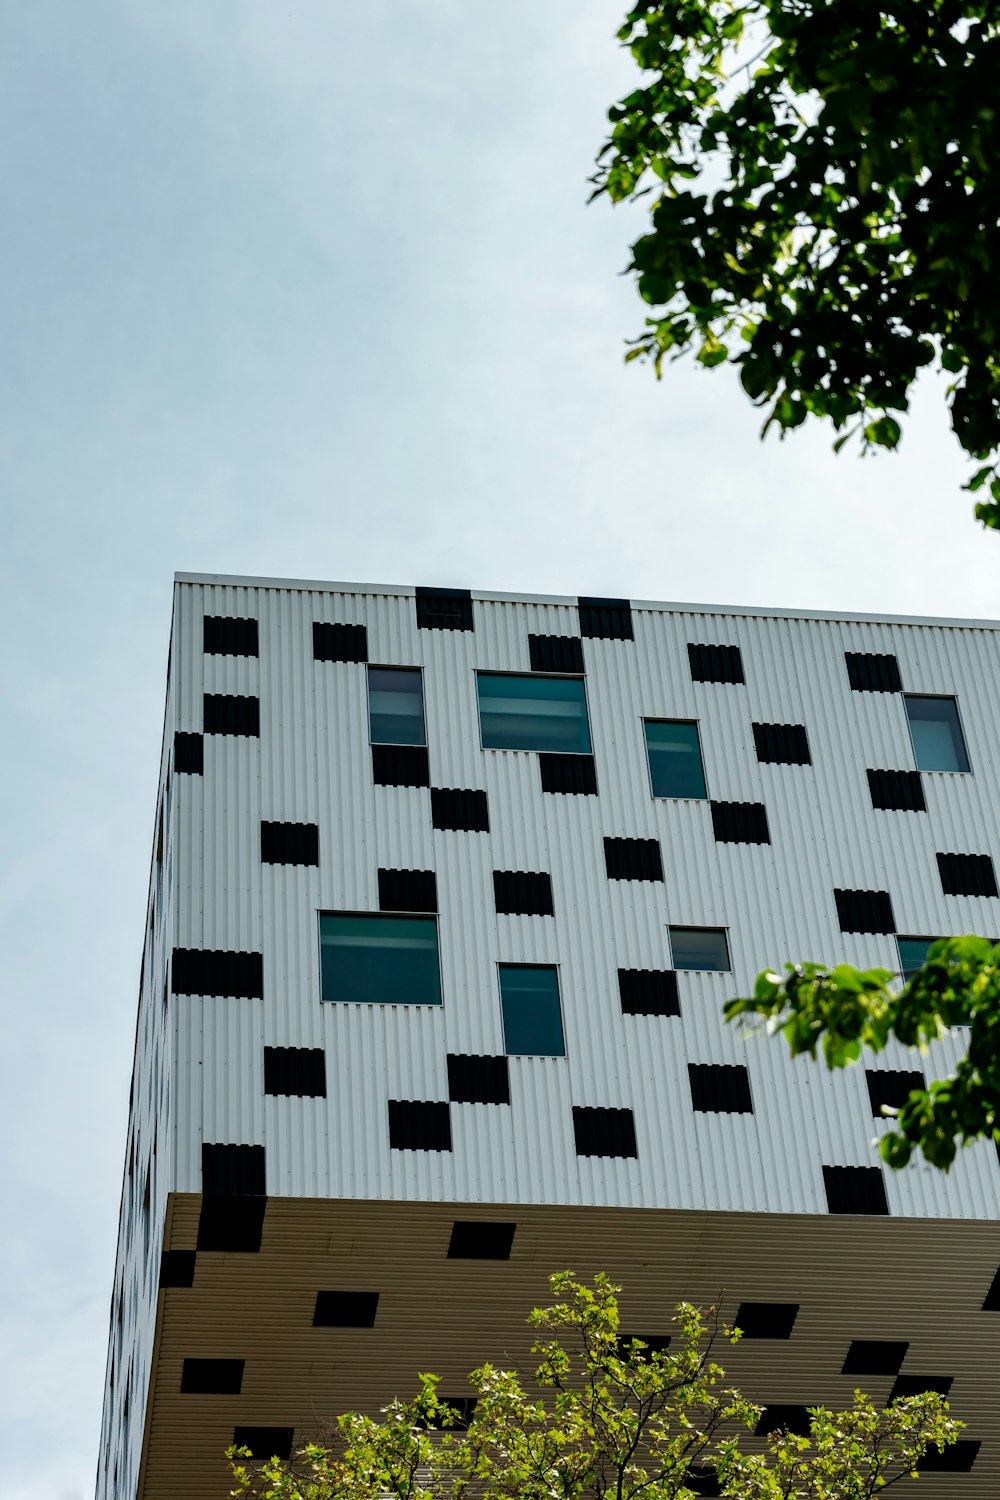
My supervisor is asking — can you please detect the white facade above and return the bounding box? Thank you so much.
[97,573,1000,1498]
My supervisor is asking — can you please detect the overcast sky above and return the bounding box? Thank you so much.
[1,4,997,1498]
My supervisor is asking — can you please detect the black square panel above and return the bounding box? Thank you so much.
[890,1374,953,1402]
[845,651,902,692]
[159,1251,196,1289]
[937,851,999,898]
[689,1063,753,1113]
[447,1054,511,1105]
[202,1143,266,1196]
[982,1266,1000,1311]
[313,1290,380,1327]
[312,621,368,663]
[572,1105,638,1158]
[181,1358,244,1394]
[196,1195,266,1253]
[528,634,585,674]
[203,693,260,737]
[752,722,810,765]
[378,867,438,912]
[174,731,204,774]
[618,969,679,1017]
[755,1405,811,1437]
[688,642,744,684]
[203,616,259,657]
[431,788,489,831]
[917,1441,980,1472]
[415,587,473,631]
[578,596,633,641]
[388,1100,452,1151]
[260,821,320,866]
[823,1165,889,1215]
[842,1339,908,1376]
[539,754,598,795]
[710,801,770,844]
[866,1070,924,1116]
[447,1221,517,1259]
[604,837,663,881]
[232,1427,294,1460]
[171,948,265,999]
[867,769,925,812]
[372,744,430,787]
[834,889,895,935]
[493,870,554,916]
[264,1046,327,1098]
[734,1302,798,1339]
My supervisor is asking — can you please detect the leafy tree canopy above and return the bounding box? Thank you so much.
[229,1271,961,1499]
[593,0,1000,523]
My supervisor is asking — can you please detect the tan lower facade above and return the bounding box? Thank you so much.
[139,1195,1000,1497]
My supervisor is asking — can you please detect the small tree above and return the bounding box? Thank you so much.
[228,1271,961,1498]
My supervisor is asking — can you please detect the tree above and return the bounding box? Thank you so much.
[228,1271,961,1499]
[593,2,1000,1171]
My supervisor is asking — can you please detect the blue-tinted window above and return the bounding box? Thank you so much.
[897,936,937,980]
[904,695,970,773]
[368,667,425,746]
[498,965,565,1056]
[320,914,441,1005]
[669,927,730,972]
[478,674,591,755]
[644,721,707,799]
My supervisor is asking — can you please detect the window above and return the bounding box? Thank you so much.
[897,936,937,980]
[478,674,591,755]
[644,721,707,799]
[498,965,565,1055]
[368,667,425,746]
[319,914,441,1005]
[669,927,730,972]
[904,695,970,773]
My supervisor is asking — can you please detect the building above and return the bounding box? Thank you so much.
[97,572,1000,1499]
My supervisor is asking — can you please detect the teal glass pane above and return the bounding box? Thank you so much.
[644,721,706,798]
[669,927,730,972]
[478,674,591,754]
[897,936,937,980]
[905,695,970,772]
[320,914,441,1004]
[499,965,565,1055]
[368,667,425,746]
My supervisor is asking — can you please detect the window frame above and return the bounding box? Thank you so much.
[476,670,593,757]
[318,909,443,1007]
[902,693,971,774]
[642,717,708,801]
[497,961,567,1057]
[668,925,732,973]
[366,664,427,749]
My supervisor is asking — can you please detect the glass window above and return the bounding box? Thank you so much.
[669,927,730,972]
[498,965,565,1055]
[644,720,707,799]
[368,667,425,746]
[478,674,591,755]
[320,913,441,1005]
[897,936,938,981]
[904,695,970,773]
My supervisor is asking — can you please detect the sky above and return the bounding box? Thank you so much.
[0,3,997,1498]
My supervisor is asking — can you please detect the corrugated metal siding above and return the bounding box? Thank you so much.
[158,578,1000,1220]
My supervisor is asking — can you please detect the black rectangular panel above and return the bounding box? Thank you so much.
[866,1070,924,1116]
[710,801,770,844]
[890,1374,953,1401]
[431,787,489,831]
[618,1333,671,1361]
[845,651,902,692]
[578,596,633,641]
[264,1046,327,1098]
[834,888,895,934]
[937,851,999,898]
[171,948,264,999]
[684,1467,722,1497]
[842,1339,908,1375]
[752,722,811,765]
[174,731,204,774]
[734,1303,798,1339]
[867,768,926,812]
[203,693,260,737]
[493,870,554,916]
[313,1290,380,1327]
[426,1397,477,1431]
[688,642,744,684]
[447,1054,511,1105]
[312,620,368,663]
[378,867,438,912]
[604,837,663,881]
[822,1164,889,1215]
[181,1358,244,1394]
[618,969,680,1017]
[415,586,474,632]
[572,1105,638,1158]
[388,1099,452,1151]
[196,1195,266,1252]
[202,1143,266,1196]
[528,634,585,674]
[260,821,320,865]
[982,1265,1000,1311]
[539,754,598,795]
[447,1221,517,1259]
[688,1063,753,1113]
[232,1428,294,1460]
[917,1441,980,1472]
[159,1251,196,1289]
[372,743,430,787]
[203,616,259,657]
[755,1406,811,1436]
